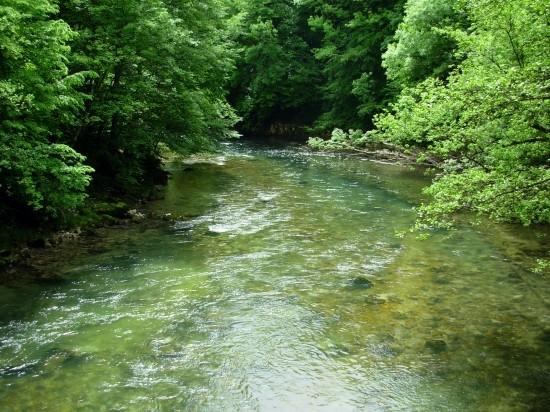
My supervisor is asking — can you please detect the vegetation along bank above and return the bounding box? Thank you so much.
[1,0,548,272]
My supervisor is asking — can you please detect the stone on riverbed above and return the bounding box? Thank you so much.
[347,276,375,290]
[425,339,448,353]
[364,293,403,306]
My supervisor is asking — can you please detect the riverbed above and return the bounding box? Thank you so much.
[0,141,548,411]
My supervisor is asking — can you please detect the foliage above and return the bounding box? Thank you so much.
[308,129,369,151]
[0,0,93,223]
[1,0,239,235]
[59,0,239,192]
[229,0,406,134]
[305,0,406,130]
[534,257,550,274]
[228,0,322,133]
[382,0,466,88]
[0,139,93,218]
[374,0,550,227]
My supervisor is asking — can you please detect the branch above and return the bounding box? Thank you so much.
[531,124,550,134]
[491,177,550,200]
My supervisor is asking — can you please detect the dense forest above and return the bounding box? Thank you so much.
[1,0,548,249]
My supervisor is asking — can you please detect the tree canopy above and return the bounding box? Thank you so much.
[227,0,322,134]
[227,0,405,134]
[382,0,465,87]
[306,0,549,230]
[0,0,93,224]
[374,0,550,227]
[1,0,238,231]
[305,0,405,130]
[59,0,239,192]
[0,0,548,241]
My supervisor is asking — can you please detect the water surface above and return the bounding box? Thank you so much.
[1,141,548,411]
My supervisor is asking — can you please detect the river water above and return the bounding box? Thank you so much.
[0,141,548,411]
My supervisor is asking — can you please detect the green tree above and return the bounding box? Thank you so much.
[306,0,405,130]
[228,0,322,134]
[382,0,465,88]
[0,0,93,224]
[374,0,550,227]
[59,0,238,192]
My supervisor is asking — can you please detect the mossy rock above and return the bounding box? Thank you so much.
[425,339,447,354]
[348,276,375,290]
[92,201,128,219]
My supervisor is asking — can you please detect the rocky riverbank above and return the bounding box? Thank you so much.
[0,201,159,284]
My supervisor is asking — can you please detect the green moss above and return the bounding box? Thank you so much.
[91,201,129,219]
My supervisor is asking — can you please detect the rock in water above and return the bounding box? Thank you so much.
[425,339,447,353]
[127,209,146,222]
[348,276,374,290]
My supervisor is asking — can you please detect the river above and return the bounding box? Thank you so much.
[0,141,548,411]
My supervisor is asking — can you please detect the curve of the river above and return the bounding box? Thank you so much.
[1,141,548,411]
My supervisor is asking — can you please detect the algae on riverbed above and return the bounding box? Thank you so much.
[0,142,548,411]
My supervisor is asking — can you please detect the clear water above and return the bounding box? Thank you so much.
[1,141,549,411]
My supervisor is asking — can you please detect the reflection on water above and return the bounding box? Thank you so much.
[0,141,548,411]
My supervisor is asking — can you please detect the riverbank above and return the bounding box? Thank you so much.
[0,198,156,284]
[0,144,230,283]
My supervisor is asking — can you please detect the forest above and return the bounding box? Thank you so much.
[1,0,549,247]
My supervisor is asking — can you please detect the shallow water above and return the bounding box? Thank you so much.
[0,141,549,411]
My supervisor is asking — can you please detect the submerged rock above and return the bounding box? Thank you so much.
[35,270,66,284]
[425,339,448,354]
[347,276,375,290]
[364,293,402,306]
[364,295,388,306]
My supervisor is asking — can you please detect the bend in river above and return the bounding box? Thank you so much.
[1,141,549,411]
